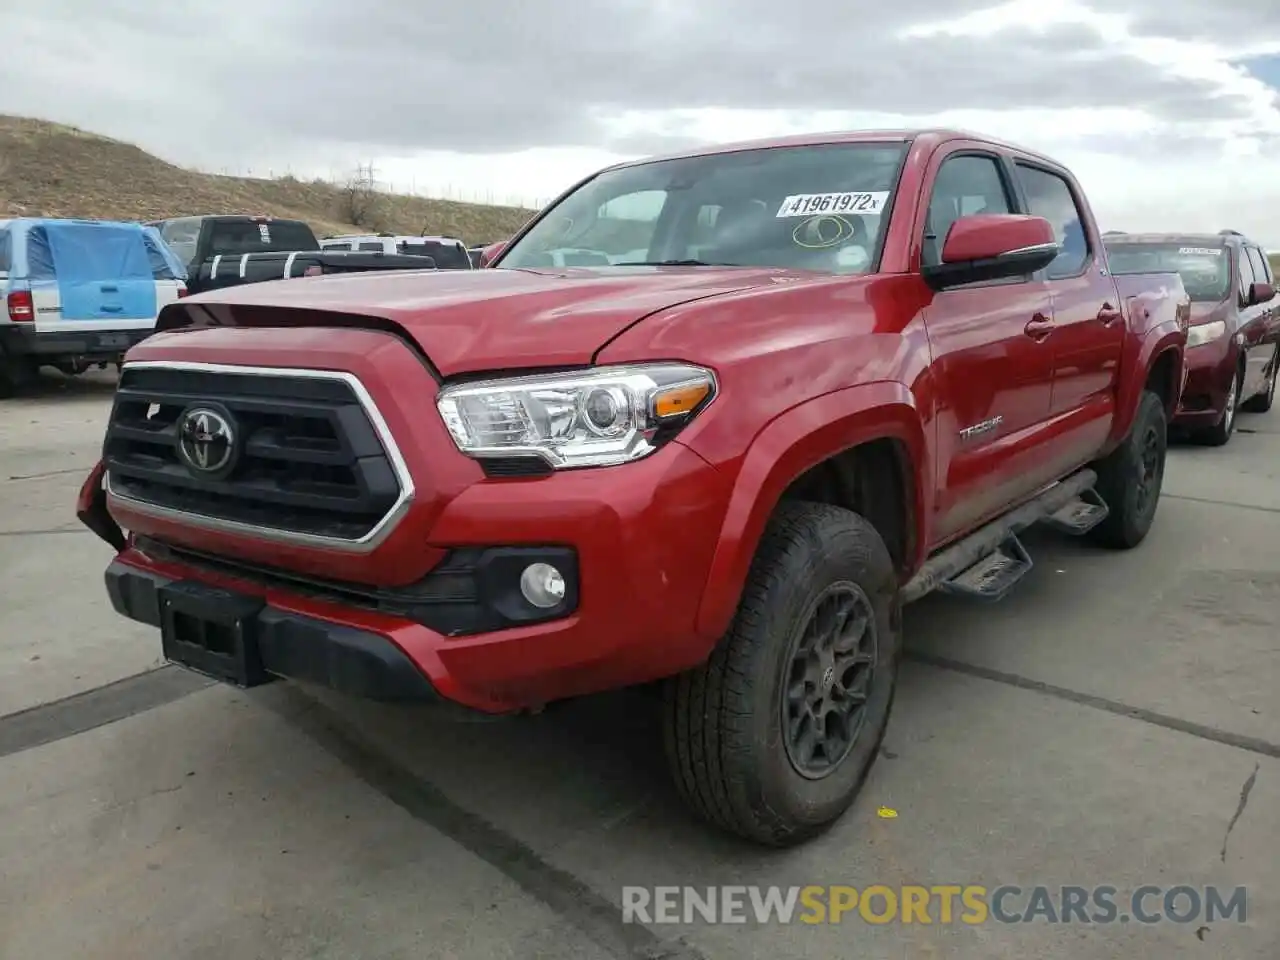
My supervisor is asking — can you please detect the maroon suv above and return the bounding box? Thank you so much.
[1106,231,1280,444]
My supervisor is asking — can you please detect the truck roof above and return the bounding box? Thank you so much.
[1104,232,1235,247]
[615,127,1068,171]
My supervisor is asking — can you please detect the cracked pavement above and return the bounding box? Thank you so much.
[0,371,1276,960]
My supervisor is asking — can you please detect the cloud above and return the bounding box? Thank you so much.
[4,0,1280,242]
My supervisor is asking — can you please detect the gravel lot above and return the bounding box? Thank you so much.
[1,370,1276,960]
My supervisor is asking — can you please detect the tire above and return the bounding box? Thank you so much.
[1196,365,1242,446]
[0,350,32,399]
[1088,389,1167,549]
[1240,346,1278,413]
[662,500,900,846]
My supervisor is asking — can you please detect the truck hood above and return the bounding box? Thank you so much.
[181,265,813,375]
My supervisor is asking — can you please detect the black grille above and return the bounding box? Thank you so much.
[104,366,404,542]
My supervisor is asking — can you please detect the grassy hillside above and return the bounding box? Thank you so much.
[0,115,537,243]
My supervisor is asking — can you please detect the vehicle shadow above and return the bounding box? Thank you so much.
[8,368,119,404]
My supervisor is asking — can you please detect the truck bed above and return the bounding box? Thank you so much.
[187,251,437,295]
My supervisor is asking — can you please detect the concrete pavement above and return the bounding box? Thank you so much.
[1,370,1276,959]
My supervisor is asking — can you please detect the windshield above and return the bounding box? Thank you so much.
[1104,242,1230,302]
[500,142,908,276]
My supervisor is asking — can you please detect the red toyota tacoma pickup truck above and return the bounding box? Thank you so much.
[78,129,1189,846]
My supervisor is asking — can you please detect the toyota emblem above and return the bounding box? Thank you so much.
[176,406,237,476]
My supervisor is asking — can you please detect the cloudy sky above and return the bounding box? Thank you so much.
[4,0,1280,245]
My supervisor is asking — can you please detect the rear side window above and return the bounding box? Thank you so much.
[923,154,1013,268]
[143,235,179,280]
[26,228,56,279]
[323,241,352,251]
[1016,163,1090,279]
[160,218,202,265]
[0,231,10,273]
[357,241,384,252]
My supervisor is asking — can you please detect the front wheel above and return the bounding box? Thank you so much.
[1088,389,1167,549]
[1197,365,1241,446]
[662,501,900,846]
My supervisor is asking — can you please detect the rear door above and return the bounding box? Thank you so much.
[29,223,158,334]
[916,148,1057,543]
[1013,160,1123,466]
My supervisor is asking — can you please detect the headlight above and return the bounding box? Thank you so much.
[436,362,717,468]
[1186,320,1227,348]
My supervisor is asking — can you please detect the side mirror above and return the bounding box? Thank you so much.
[922,214,1060,290]
[1248,280,1275,305]
[479,240,507,268]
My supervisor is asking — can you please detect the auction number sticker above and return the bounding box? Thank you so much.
[1178,246,1221,256]
[776,192,889,218]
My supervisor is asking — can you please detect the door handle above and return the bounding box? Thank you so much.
[100,284,119,293]
[1024,314,1054,340]
[1097,303,1123,325]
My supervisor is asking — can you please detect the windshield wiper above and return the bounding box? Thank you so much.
[612,258,741,267]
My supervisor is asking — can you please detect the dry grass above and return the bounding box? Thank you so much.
[0,115,538,244]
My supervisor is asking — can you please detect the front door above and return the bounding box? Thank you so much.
[917,149,1057,545]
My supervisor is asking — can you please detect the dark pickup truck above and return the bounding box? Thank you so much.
[148,215,437,295]
[188,250,438,295]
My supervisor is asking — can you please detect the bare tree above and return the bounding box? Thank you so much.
[338,162,385,229]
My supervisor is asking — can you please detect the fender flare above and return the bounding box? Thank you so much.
[692,380,929,640]
[1107,322,1185,449]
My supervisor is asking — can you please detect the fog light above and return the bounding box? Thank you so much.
[519,562,566,608]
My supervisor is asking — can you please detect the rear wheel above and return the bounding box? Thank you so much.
[662,501,900,846]
[1240,346,1278,413]
[0,351,38,399]
[1088,389,1167,549]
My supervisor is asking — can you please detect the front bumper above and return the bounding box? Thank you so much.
[106,560,441,703]
[86,439,735,714]
[0,323,152,361]
[1173,336,1237,426]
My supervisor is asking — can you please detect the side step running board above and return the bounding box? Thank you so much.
[938,533,1032,602]
[1043,487,1110,536]
[900,468,1098,604]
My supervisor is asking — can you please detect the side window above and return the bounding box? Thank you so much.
[1237,247,1256,303]
[0,231,10,274]
[357,241,384,252]
[1016,163,1090,279]
[160,219,200,265]
[143,236,179,280]
[1245,246,1269,292]
[324,241,352,251]
[922,155,1013,268]
[27,228,56,279]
